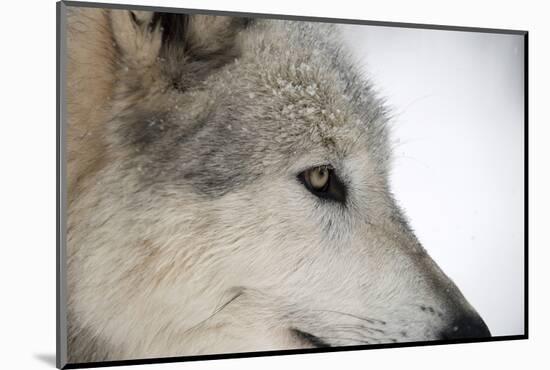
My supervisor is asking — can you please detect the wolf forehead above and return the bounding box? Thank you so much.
[113,16,390,197]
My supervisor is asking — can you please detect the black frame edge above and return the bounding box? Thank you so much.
[63,335,528,369]
[56,2,61,368]
[57,1,68,369]
[523,32,529,339]
[62,0,527,35]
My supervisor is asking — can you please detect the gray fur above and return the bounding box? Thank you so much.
[66,8,490,363]
[112,18,389,198]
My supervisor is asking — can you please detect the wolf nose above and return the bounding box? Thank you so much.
[440,314,491,340]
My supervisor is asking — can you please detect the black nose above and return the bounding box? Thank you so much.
[440,314,491,340]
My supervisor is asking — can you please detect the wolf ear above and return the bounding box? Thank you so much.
[110,10,250,87]
[110,10,163,69]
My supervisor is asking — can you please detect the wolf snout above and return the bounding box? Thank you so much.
[439,313,491,340]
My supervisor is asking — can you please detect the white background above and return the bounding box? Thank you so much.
[1,0,547,369]
[341,26,524,336]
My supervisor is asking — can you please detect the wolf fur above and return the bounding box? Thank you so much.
[66,7,490,363]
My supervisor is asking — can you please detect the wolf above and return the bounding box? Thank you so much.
[65,6,491,363]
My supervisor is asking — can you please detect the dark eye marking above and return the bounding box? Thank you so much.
[297,165,347,203]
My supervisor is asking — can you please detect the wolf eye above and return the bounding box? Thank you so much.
[305,166,330,191]
[298,165,346,203]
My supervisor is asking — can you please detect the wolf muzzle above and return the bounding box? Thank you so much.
[439,312,491,340]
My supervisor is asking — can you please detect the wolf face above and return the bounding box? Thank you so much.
[66,8,490,362]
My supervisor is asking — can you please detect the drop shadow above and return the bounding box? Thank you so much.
[34,353,56,367]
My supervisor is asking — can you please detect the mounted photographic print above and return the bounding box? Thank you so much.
[56,1,527,368]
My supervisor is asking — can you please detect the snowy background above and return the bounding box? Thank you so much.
[341,25,524,337]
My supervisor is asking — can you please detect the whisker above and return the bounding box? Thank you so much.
[312,309,386,325]
[184,290,243,333]
[326,326,384,341]
[318,336,374,345]
[332,324,387,335]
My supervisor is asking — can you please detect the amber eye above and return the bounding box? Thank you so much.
[298,165,347,203]
[304,166,330,191]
